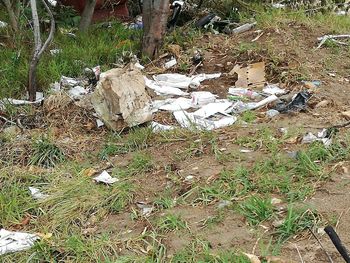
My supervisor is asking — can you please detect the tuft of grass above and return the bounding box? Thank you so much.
[156,214,188,232]
[275,206,319,242]
[29,137,65,168]
[239,195,274,226]
[241,110,256,123]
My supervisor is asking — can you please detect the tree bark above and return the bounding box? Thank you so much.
[142,0,170,59]
[2,0,19,31]
[78,0,97,32]
[28,0,55,101]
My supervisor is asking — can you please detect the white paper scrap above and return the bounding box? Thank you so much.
[0,229,39,255]
[93,171,119,184]
[28,187,48,200]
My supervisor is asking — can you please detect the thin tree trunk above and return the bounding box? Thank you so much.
[78,0,97,32]
[2,0,19,31]
[142,0,170,59]
[28,0,55,101]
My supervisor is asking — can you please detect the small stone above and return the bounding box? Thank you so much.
[315,100,329,108]
[342,110,350,120]
[217,200,232,209]
[271,197,282,205]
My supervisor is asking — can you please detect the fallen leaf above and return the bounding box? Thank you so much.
[83,168,97,177]
[12,215,31,230]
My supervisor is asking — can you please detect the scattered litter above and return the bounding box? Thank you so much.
[174,110,237,131]
[93,171,119,184]
[0,92,44,107]
[263,85,286,95]
[28,187,48,200]
[217,200,232,209]
[230,22,257,34]
[328,72,336,77]
[134,62,145,70]
[302,129,332,147]
[274,91,311,113]
[229,62,265,89]
[128,15,143,30]
[49,49,61,55]
[228,88,260,99]
[159,97,193,111]
[0,229,40,255]
[96,119,104,128]
[145,77,189,96]
[317,34,350,49]
[245,95,279,111]
[266,109,280,118]
[193,101,233,118]
[272,3,286,8]
[153,73,221,90]
[164,57,177,69]
[185,175,194,181]
[91,65,153,131]
[60,76,83,88]
[191,91,217,106]
[151,122,175,132]
[136,202,154,217]
[68,86,88,99]
[47,0,57,6]
[240,149,253,153]
[0,21,8,28]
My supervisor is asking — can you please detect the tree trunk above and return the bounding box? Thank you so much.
[2,0,19,31]
[142,0,170,59]
[28,0,55,101]
[78,0,97,32]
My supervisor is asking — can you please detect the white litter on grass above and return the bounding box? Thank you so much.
[50,49,61,55]
[145,77,189,96]
[28,187,48,200]
[228,88,260,98]
[263,85,286,95]
[136,202,154,217]
[134,62,145,70]
[0,92,44,107]
[0,229,40,255]
[0,21,8,28]
[60,76,82,88]
[93,171,119,184]
[266,109,280,118]
[193,101,232,118]
[96,119,104,128]
[174,111,237,131]
[164,58,177,69]
[153,73,221,90]
[68,86,88,99]
[240,149,253,153]
[151,122,175,132]
[47,0,57,6]
[245,95,279,110]
[302,129,332,147]
[159,97,193,111]
[191,91,217,106]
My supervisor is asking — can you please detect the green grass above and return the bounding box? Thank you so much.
[156,214,188,232]
[239,195,274,226]
[0,14,140,98]
[29,137,65,168]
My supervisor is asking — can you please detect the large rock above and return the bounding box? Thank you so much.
[91,65,152,131]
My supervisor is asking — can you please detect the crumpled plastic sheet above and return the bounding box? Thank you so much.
[0,229,39,255]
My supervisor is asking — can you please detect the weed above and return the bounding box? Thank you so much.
[241,110,256,123]
[239,195,274,226]
[154,194,175,210]
[157,214,188,232]
[29,137,65,168]
[128,152,154,174]
[275,207,319,242]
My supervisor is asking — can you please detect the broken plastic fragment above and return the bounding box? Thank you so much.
[266,109,280,118]
[159,97,193,111]
[0,21,8,28]
[144,77,189,96]
[93,171,119,184]
[263,85,286,95]
[151,122,175,132]
[191,91,217,106]
[68,86,88,99]
[136,202,154,217]
[164,58,177,69]
[96,119,104,128]
[0,229,40,255]
[50,49,61,55]
[28,187,48,200]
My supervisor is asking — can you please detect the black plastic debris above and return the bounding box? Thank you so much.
[274,91,312,113]
[168,1,184,29]
[324,226,350,263]
[195,13,217,28]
